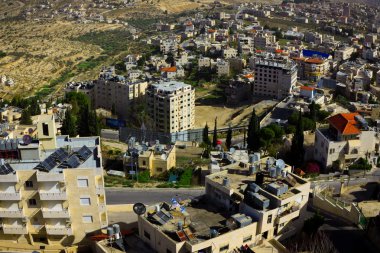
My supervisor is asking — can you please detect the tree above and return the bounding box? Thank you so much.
[20,109,32,125]
[290,110,305,167]
[165,52,175,66]
[61,109,77,137]
[308,101,317,122]
[88,109,100,136]
[247,108,260,152]
[212,117,218,147]
[259,127,275,148]
[226,126,232,150]
[78,105,90,136]
[202,123,211,145]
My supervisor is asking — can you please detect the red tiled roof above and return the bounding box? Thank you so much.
[305,58,324,64]
[161,66,177,72]
[300,86,315,91]
[243,73,254,79]
[327,113,361,135]
[275,49,283,54]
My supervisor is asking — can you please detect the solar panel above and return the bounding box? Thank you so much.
[61,155,81,168]
[76,146,92,161]
[37,155,57,172]
[0,163,15,175]
[52,148,69,163]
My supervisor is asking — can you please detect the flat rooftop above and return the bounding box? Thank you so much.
[1,135,101,173]
[144,198,249,245]
[151,81,191,92]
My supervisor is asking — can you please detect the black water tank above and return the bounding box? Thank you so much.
[256,172,264,185]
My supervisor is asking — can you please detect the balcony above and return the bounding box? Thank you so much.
[0,173,18,182]
[0,192,21,201]
[36,172,64,182]
[2,224,27,234]
[45,225,73,235]
[95,186,105,195]
[39,191,67,201]
[0,208,24,218]
[277,207,300,224]
[42,208,70,219]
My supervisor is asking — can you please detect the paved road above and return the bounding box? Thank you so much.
[105,188,205,205]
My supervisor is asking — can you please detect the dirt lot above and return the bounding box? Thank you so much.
[195,100,277,128]
[0,20,122,99]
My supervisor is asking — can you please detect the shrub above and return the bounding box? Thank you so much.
[137,170,151,183]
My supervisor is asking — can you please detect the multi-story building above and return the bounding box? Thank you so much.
[147,81,195,134]
[0,115,107,250]
[253,57,297,99]
[92,68,148,119]
[314,112,380,170]
[137,155,310,253]
[334,47,355,61]
[292,57,330,82]
[123,139,176,177]
[198,56,211,69]
[223,47,238,59]
[254,33,277,50]
[217,59,230,77]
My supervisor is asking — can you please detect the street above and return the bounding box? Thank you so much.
[105,188,205,205]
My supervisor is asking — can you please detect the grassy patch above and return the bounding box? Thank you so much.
[128,18,157,30]
[76,56,107,72]
[75,29,131,55]
[104,175,133,187]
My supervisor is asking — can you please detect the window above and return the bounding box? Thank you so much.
[42,123,49,136]
[142,161,146,166]
[220,244,229,252]
[82,215,93,223]
[77,178,89,187]
[144,230,150,240]
[25,181,33,188]
[243,235,252,243]
[29,199,37,206]
[80,197,91,206]
[267,214,272,224]
[156,168,163,172]
[166,250,172,253]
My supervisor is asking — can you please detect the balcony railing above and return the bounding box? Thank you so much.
[39,191,67,201]
[0,192,21,201]
[2,224,28,234]
[0,208,24,218]
[42,208,70,219]
[45,225,73,235]
[0,173,18,182]
[277,207,300,224]
[36,172,64,182]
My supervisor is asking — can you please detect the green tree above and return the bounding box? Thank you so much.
[212,117,218,147]
[61,109,77,137]
[226,126,232,150]
[165,52,175,66]
[290,110,305,167]
[20,109,32,125]
[202,123,211,145]
[259,127,275,148]
[247,109,261,152]
[88,109,100,136]
[78,106,90,136]
[308,101,317,122]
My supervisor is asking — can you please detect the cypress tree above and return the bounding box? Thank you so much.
[291,110,305,167]
[20,109,32,125]
[61,109,77,137]
[247,108,260,152]
[202,123,210,145]
[213,117,218,147]
[226,126,232,150]
[309,101,317,122]
[88,109,100,136]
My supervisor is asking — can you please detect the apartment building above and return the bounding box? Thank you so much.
[92,68,148,119]
[253,57,297,99]
[292,57,330,82]
[0,115,107,250]
[137,155,310,253]
[123,139,176,177]
[334,47,355,61]
[254,33,277,49]
[314,112,380,170]
[217,59,230,77]
[146,81,195,134]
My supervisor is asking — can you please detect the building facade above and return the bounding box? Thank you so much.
[314,113,379,170]
[253,58,297,99]
[147,81,195,134]
[0,115,107,250]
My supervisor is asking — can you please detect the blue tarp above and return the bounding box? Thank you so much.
[302,49,330,59]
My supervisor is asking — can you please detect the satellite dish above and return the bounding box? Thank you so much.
[22,135,32,145]
[133,203,146,215]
